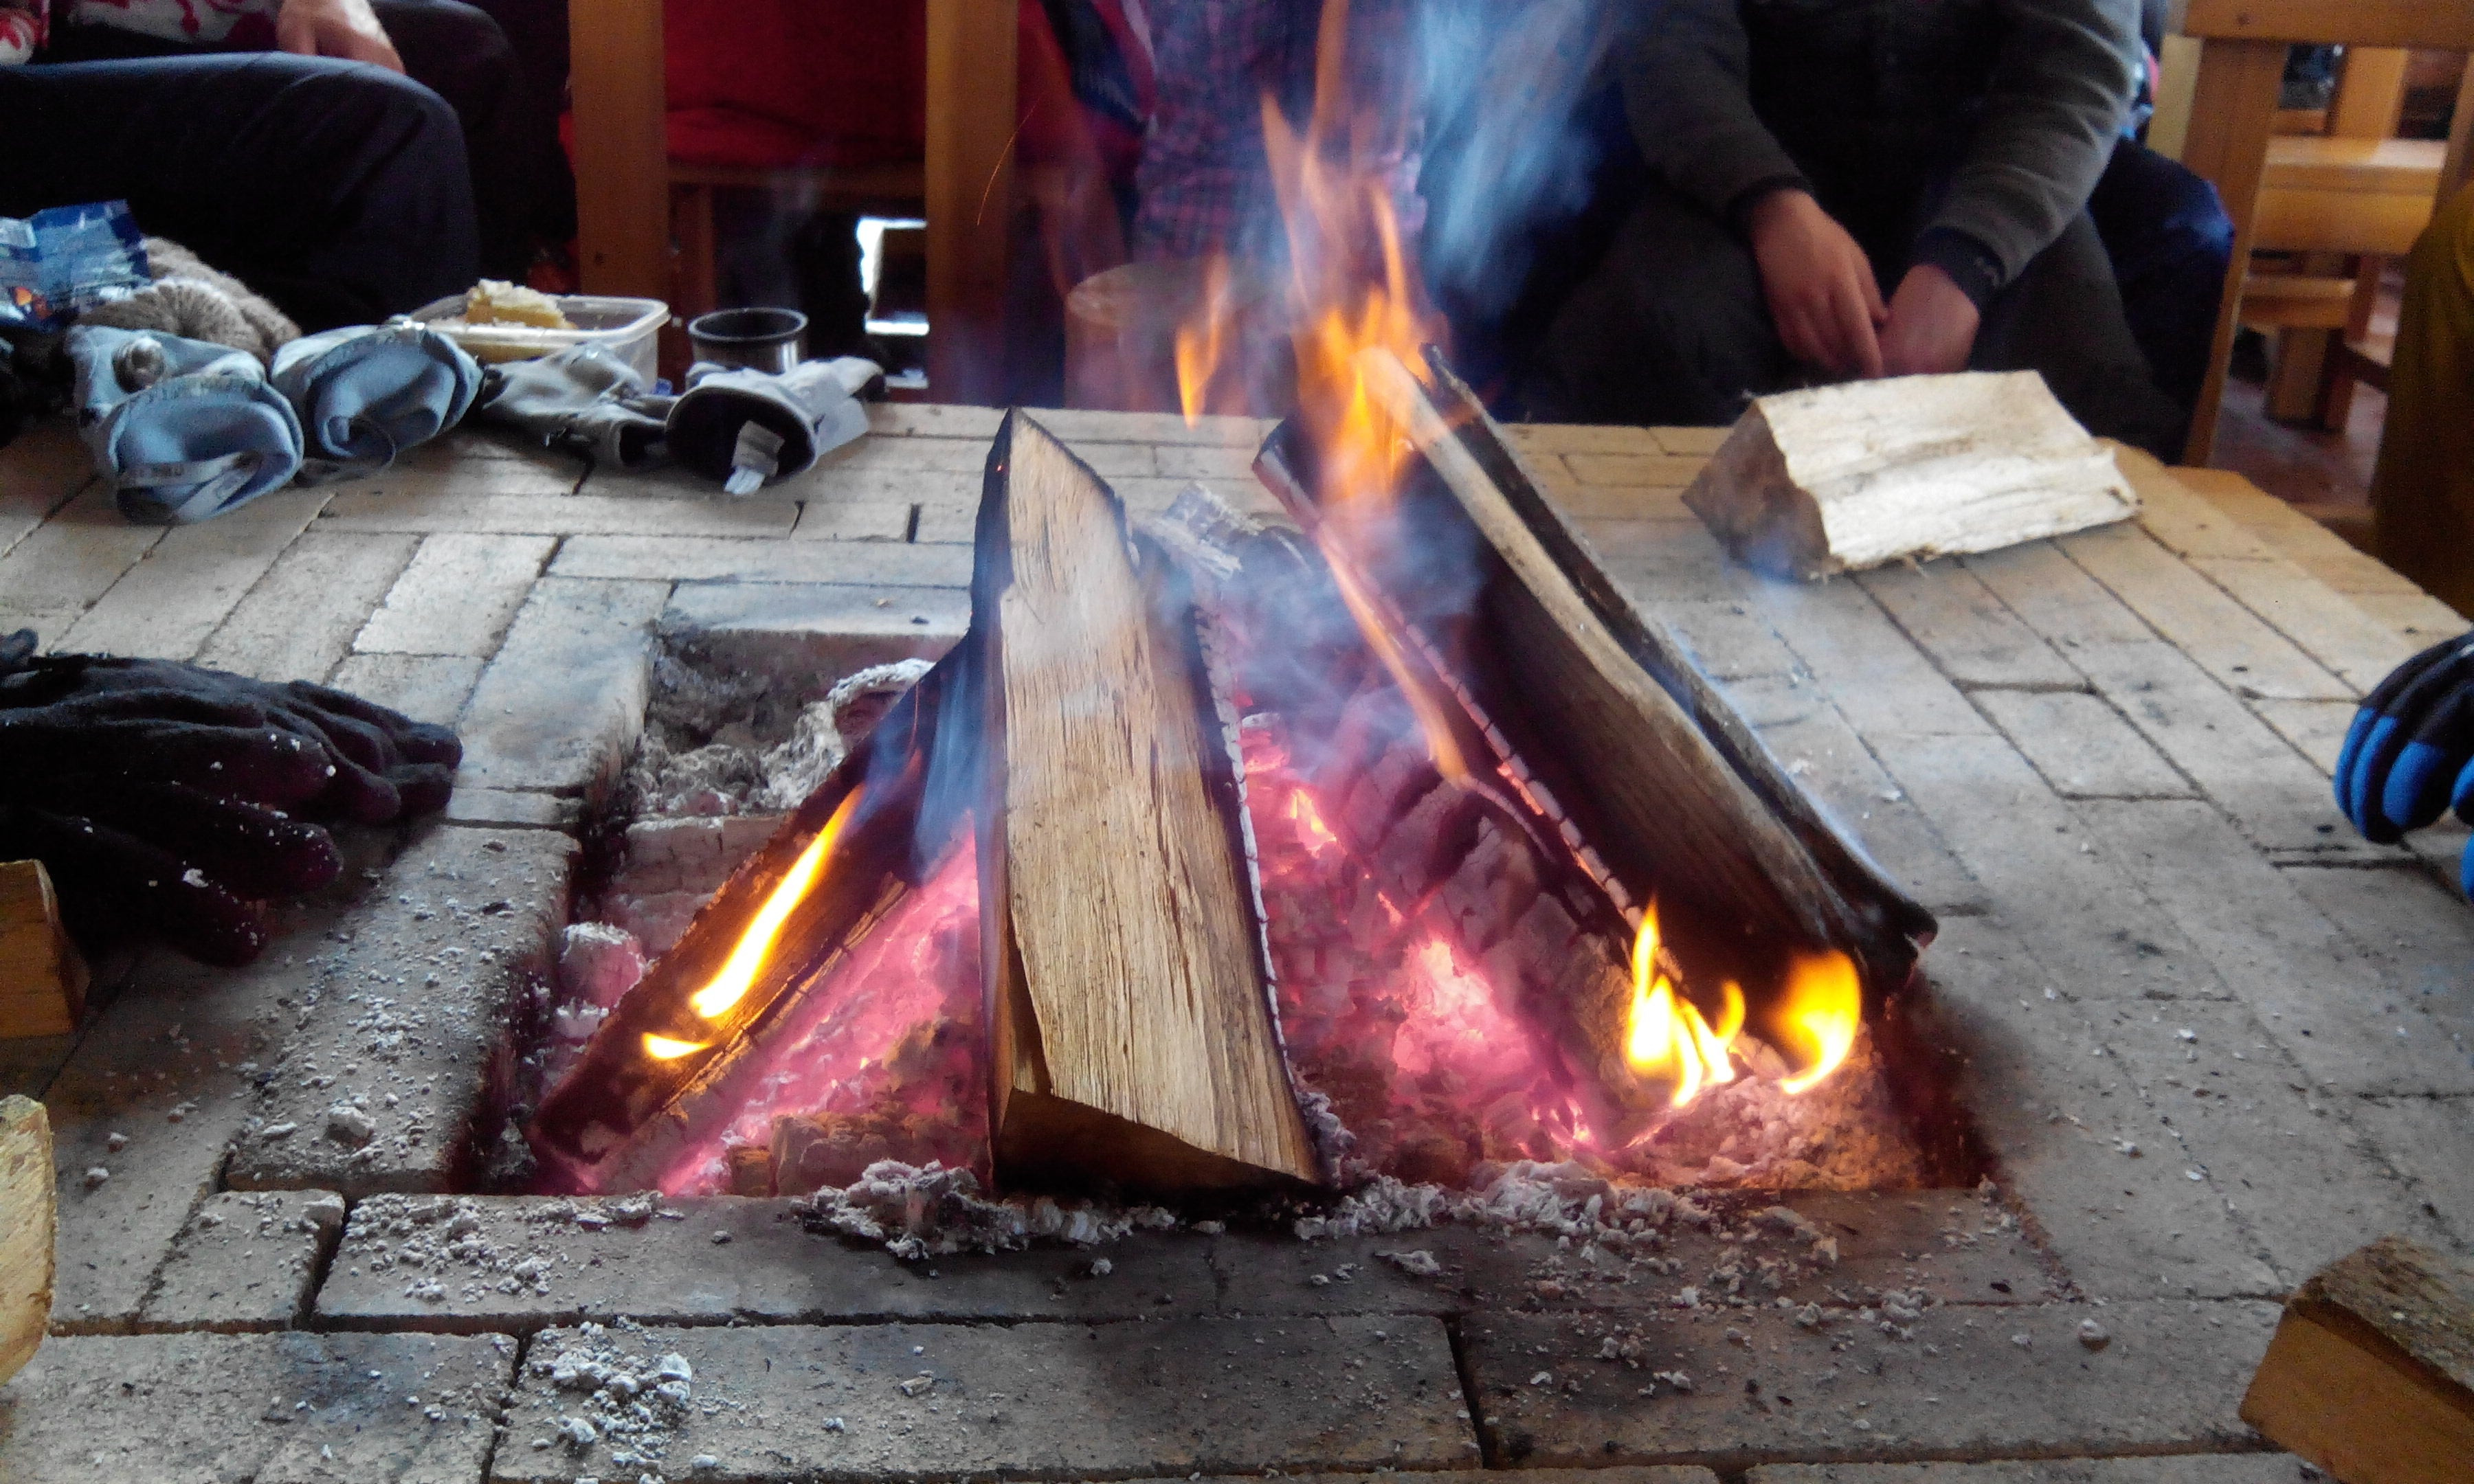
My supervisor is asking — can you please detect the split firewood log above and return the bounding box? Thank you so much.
[1681,370,2139,581]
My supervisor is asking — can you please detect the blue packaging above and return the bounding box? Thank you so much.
[0,201,151,332]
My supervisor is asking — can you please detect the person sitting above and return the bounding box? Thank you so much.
[2370,184,2474,616]
[1,0,551,328]
[1519,0,2227,460]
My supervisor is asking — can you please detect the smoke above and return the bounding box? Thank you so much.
[1415,0,1619,389]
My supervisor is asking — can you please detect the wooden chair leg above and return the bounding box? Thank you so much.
[2265,326,2333,422]
[2320,260,2385,428]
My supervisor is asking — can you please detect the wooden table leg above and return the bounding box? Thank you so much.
[924,0,1020,407]
[569,0,671,301]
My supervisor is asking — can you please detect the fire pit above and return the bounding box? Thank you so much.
[500,367,1971,1219]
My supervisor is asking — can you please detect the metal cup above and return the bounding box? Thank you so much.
[685,307,809,375]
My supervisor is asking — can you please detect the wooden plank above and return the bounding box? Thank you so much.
[0,1094,49,1384]
[978,412,1316,1191]
[567,0,669,298]
[924,0,1018,405]
[2332,46,2414,138]
[0,863,85,1040]
[2181,0,2474,49]
[2178,36,2290,464]
[2242,1235,2474,1483]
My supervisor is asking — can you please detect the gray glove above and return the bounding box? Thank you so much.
[271,320,482,481]
[69,324,304,525]
[668,355,877,493]
[473,341,676,468]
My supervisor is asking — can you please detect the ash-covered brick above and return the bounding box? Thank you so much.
[454,576,671,798]
[40,943,322,1333]
[1908,917,2280,1301]
[1462,1298,2276,1470]
[0,1328,514,1484]
[490,1315,1474,1482]
[1212,1191,2057,1318]
[137,1189,344,1332]
[317,1195,1221,1331]
[2085,996,2452,1283]
[226,823,575,1196]
[1747,1458,2317,1484]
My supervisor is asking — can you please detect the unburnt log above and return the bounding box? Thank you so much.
[1682,370,2137,581]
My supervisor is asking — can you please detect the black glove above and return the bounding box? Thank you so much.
[0,631,462,965]
[2337,630,2474,895]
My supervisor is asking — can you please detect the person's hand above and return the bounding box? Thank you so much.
[1880,263,1983,377]
[274,0,403,71]
[1745,189,1886,379]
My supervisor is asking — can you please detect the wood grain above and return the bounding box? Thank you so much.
[1678,372,2138,581]
[0,1094,52,1385]
[2242,1235,2474,1484]
[981,412,1317,1191]
[0,859,85,1039]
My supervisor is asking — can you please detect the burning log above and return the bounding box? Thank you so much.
[1680,371,2139,581]
[973,413,1320,1193]
[528,661,968,1189]
[1264,348,1935,1077]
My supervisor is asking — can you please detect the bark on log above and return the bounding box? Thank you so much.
[975,412,1319,1193]
[1682,370,2139,581]
[2241,1235,2474,1484]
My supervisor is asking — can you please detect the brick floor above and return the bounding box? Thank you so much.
[8,408,2469,1481]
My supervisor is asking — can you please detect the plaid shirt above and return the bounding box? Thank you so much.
[1133,0,1423,261]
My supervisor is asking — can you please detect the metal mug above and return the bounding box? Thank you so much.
[685,307,808,375]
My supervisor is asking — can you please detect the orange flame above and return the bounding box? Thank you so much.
[1623,906,1741,1108]
[1776,949,1860,1095]
[1174,256,1236,427]
[687,786,864,1023]
[642,1033,709,1061]
[1289,787,1343,857]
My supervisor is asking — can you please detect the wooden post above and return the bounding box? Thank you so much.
[0,860,85,1039]
[2176,36,2288,465]
[0,1095,52,1386]
[568,0,671,300]
[924,0,1020,406]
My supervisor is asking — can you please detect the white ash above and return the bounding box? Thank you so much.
[624,660,930,818]
[528,1318,726,1472]
[558,923,646,1010]
[801,1160,1179,1260]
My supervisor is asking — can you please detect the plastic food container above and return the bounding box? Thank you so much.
[410,293,669,383]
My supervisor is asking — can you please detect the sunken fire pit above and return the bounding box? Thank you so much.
[514,361,1973,1215]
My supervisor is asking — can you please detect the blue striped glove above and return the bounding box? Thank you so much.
[2336,631,2474,894]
